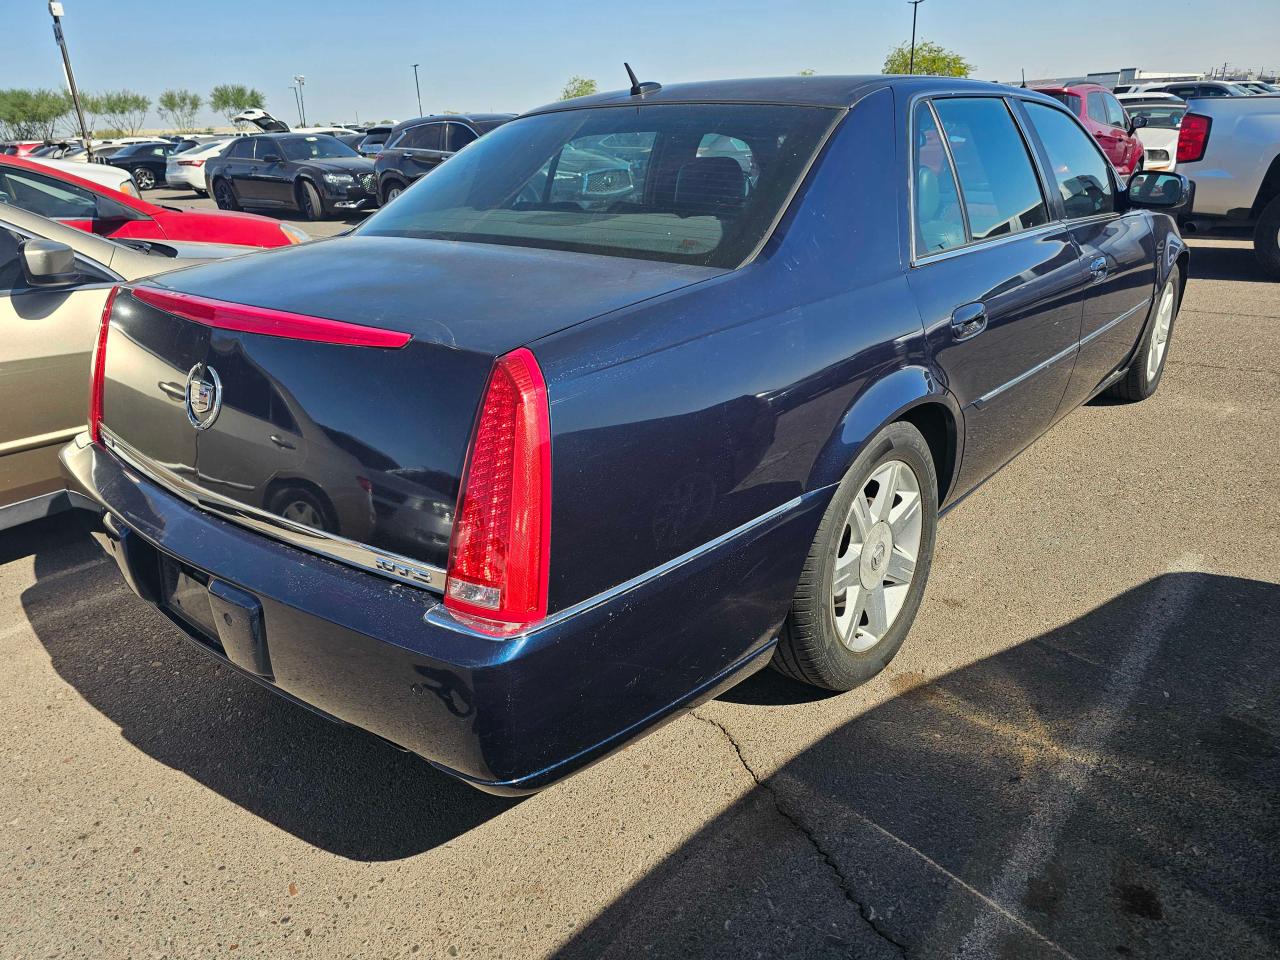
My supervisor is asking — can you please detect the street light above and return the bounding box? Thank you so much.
[290,85,303,126]
[293,74,307,126]
[46,2,92,157]
[908,0,925,74]
[412,64,423,117]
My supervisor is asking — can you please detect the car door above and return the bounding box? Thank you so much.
[254,138,295,205]
[1086,91,1125,170]
[0,222,115,510]
[399,121,447,182]
[1021,100,1158,411]
[907,95,1090,497]
[223,137,260,204]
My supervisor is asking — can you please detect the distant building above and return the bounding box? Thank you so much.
[1018,67,1202,90]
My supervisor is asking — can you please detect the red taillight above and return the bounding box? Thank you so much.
[130,286,411,348]
[445,347,551,635]
[177,160,204,167]
[1176,113,1212,164]
[89,285,120,443]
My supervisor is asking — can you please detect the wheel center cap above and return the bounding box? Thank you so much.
[860,522,894,590]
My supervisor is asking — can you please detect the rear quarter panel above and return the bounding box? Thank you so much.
[534,87,935,611]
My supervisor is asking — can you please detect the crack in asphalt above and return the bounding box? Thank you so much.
[690,710,910,959]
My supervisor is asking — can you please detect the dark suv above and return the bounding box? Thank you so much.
[374,113,514,203]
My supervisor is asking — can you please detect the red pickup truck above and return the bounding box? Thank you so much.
[1032,83,1145,177]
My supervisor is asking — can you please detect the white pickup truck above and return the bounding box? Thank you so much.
[1176,95,1280,276]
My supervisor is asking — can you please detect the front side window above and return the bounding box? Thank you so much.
[360,103,837,268]
[404,123,444,151]
[1024,101,1115,219]
[931,98,1048,242]
[0,168,97,220]
[912,102,966,256]
[281,136,360,161]
[1103,95,1128,128]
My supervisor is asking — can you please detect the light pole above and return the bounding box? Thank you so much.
[908,0,925,75]
[46,2,92,156]
[293,74,307,126]
[290,84,303,126]
[412,64,423,117]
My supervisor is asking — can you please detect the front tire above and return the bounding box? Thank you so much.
[773,421,938,691]
[1104,264,1181,402]
[297,179,324,221]
[1254,194,1280,279]
[132,167,156,190]
[381,178,406,205]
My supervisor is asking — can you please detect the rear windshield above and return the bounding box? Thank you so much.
[280,136,360,161]
[1043,92,1083,113]
[359,103,838,268]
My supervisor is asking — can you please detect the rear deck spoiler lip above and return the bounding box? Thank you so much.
[128,285,413,348]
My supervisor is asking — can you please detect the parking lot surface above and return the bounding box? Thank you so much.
[1,233,1276,959]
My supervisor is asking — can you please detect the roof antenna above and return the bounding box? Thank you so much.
[625,62,642,96]
[1020,68,1027,88]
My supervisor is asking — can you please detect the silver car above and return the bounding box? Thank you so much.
[0,202,254,530]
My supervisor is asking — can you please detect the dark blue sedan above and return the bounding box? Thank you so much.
[62,75,1189,793]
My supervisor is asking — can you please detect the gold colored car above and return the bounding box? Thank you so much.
[0,201,254,530]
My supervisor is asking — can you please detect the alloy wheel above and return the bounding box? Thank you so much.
[281,499,323,529]
[831,459,923,653]
[134,168,156,190]
[387,185,403,201]
[1146,280,1176,380]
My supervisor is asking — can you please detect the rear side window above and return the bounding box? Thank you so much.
[1024,102,1115,219]
[912,103,967,256]
[226,138,255,159]
[1102,94,1127,128]
[1086,92,1108,122]
[1044,92,1082,114]
[447,124,477,152]
[931,98,1048,242]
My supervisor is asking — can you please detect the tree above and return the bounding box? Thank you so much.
[209,84,266,125]
[88,90,151,135]
[560,76,598,100]
[157,89,202,132]
[798,68,816,77]
[0,88,73,140]
[882,40,972,77]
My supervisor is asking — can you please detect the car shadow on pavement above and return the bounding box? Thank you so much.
[1185,238,1272,283]
[13,515,517,861]
[556,573,1280,960]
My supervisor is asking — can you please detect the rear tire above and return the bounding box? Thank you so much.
[132,166,156,190]
[1104,264,1181,402]
[772,421,938,691]
[297,180,324,221]
[212,179,240,211]
[1254,195,1280,279]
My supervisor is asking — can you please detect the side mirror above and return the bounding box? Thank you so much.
[1125,172,1194,218]
[1127,114,1148,134]
[19,239,80,287]
[261,153,282,164]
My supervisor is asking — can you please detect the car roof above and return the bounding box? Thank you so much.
[389,113,517,134]
[526,75,1040,116]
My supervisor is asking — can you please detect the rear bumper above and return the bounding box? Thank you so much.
[60,435,823,793]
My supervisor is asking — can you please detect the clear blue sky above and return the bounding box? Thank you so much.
[5,0,1277,126]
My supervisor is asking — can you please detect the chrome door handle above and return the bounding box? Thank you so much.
[1089,256,1108,281]
[950,302,988,341]
[269,434,296,450]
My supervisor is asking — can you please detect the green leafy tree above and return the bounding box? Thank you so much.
[157,89,202,132]
[209,84,266,125]
[559,76,598,100]
[0,88,73,140]
[882,40,972,77]
[88,90,151,135]
[798,68,816,77]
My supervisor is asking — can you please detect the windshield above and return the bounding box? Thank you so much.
[1042,92,1082,113]
[359,103,837,268]
[1126,104,1186,128]
[281,136,360,161]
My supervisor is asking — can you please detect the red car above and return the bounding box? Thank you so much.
[0,155,308,247]
[2,141,45,157]
[1032,83,1145,176]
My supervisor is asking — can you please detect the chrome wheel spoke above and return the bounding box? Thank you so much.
[863,587,889,637]
[884,546,915,585]
[890,492,921,538]
[850,493,874,538]
[832,556,860,595]
[870,462,900,521]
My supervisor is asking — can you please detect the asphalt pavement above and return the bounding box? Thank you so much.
[1,226,1276,959]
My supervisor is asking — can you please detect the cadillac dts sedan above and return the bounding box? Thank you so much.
[61,76,1189,793]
